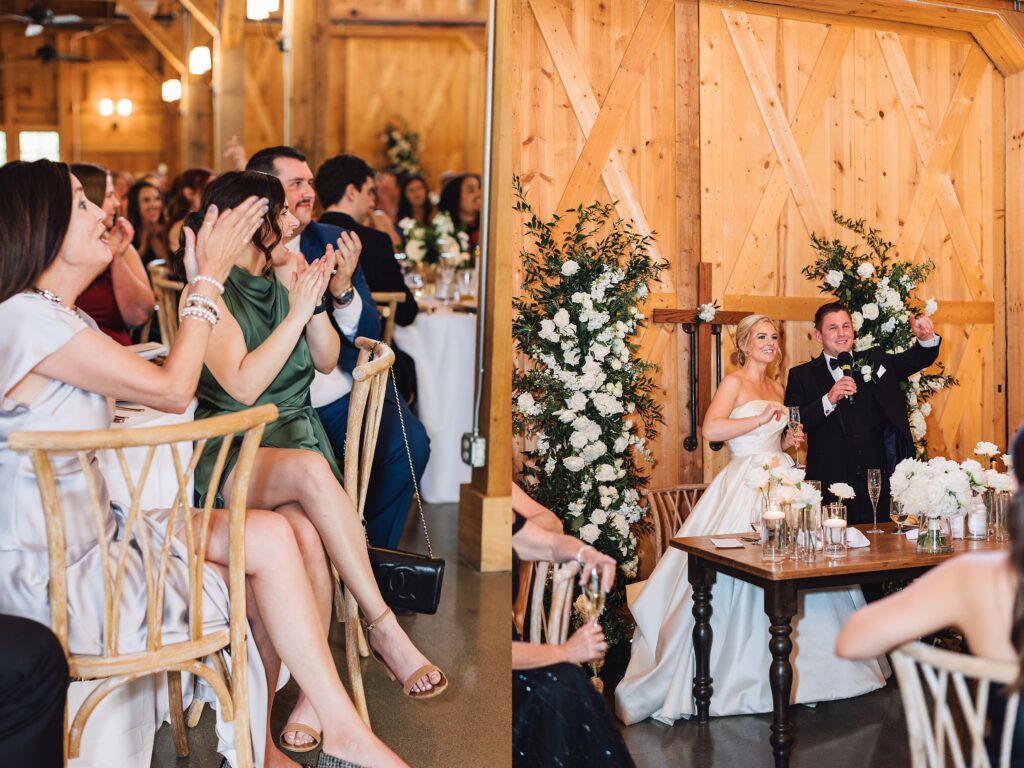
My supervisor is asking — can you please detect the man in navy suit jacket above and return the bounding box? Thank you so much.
[247,146,429,549]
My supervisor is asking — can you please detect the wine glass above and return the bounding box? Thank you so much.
[579,569,607,692]
[787,406,804,469]
[866,468,883,534]
[889,498,909,533]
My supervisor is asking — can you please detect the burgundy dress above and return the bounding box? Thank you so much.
[77,268,131,345]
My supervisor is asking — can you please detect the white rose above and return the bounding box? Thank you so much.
[567,392,587,411]
[857,262,875,278]
[880,317,896,334]
[613,436,628,453]
[563,456,585,472]
[569,430,590,449]
[854,333,875,352]
[698,303,717,322]
[851,311,863,332]
[924,298,938,317]
[404,239,425,262]
[861,365,872,381]
[590,509,608,525]
[553,309,571,329]
[829,482,856,500]
[919,402,931,417]
[861,303,879,320]
[563,349,580,366]
[516,392,540,415]
[579,524,600,543]
[595,464,617,482]
[591,343,610,361]
[826,270,844,288]
[561,260,580,276]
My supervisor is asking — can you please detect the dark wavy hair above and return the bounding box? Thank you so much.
[396,174,434,225]
[169,171,286,280]
[1007,427,1024,690]
[166,167,214,226]
[437,173,480,233]
[126,179,165,250]
[0,160,72,303]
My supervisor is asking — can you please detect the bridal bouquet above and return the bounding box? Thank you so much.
[512,177,666,644]
[380,122,422,176]
[398,212,469,266]
[803,213,957,454]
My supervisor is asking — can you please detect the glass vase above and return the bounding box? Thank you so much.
[916,515,953,554]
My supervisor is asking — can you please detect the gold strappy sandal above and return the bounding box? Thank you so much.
[279,721,321,753]
[361,607,449,699]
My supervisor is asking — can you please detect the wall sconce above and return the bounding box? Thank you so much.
[188,46,212,75]
[161,79,182,102]
[98,98,114,116]
[116,98,133,117]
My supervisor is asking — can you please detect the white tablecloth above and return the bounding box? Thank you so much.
[393,309,476,502]
[70,402,195,768]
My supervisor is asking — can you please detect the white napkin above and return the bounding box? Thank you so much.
[846,527,871,548]
[905,528,919,541]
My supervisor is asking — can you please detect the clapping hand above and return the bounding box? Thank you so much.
[223,135,247,171]
[182,196,269,285]
[287,252,329,321]
[327,231,361,298]
[910,315,935,341]
[106,216,135,260]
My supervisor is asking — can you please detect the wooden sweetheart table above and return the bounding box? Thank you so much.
[672,524,1008,768]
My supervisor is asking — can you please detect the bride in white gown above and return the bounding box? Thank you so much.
[615,315,889,726]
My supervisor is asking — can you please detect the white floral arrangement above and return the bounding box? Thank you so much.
[828,482,856,501]
[398,212,469,266]
[975,441,1000,464]
[805,213,957,456]
[697,301,719,324]
[960,458,987,492]
[380,122,422,176]
[890,457,972,519]
[512,177,667,607]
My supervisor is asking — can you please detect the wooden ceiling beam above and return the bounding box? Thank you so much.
[102,27,164,85]
[178,0,219,39]
[119,0,187,76]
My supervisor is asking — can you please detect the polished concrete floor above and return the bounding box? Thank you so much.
[152,503,512,768]
[620,678,911,768]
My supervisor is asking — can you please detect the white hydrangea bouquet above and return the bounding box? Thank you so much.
[512,178,666,644]
[398,211,469,266]
[380,121,422,176]
[803,212,957,455]
[890,457,971,520]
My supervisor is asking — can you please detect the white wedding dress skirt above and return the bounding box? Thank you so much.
[615,400,889,726]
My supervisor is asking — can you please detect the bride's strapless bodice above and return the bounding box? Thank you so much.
[725,399,786,457]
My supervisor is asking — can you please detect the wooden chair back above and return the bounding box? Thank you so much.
[645,484,707,560]
[147,260,185,346]
[338,337,395,727]
[891,641,1021,768]
[370,291,406,346]
[9,404,278,767]
[512,561,576,645]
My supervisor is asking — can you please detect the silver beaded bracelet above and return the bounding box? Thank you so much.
[190,274,225,295]
[181,306,218,327]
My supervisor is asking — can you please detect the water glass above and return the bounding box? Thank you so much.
[761,506,787,563]
[823,503,848,560]
[456,268,476,300]
[795,505,820,562]
[966,493,988,540]
[992,490,1012,543]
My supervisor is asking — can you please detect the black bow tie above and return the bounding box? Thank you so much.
[828,357,841,370]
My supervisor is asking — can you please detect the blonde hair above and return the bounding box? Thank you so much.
[735,314,780,366]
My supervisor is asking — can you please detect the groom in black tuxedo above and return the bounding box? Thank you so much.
[784,302,940,525]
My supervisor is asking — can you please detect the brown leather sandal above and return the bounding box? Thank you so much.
[361,607,449,699]
[279,721,322,753]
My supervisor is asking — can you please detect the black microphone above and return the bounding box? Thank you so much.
[836,351,856,405]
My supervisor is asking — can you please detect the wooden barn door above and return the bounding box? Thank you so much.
[701,1,1006,457]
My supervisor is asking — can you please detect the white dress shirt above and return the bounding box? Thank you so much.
[283,235,363,407]
[820,335,940,417]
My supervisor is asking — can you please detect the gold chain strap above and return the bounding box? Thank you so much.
[369,341,433,558]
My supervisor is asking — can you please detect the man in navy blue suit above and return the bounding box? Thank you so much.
[246,146,429,549]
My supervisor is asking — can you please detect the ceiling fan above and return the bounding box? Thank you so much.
[2,4,86,37]
[13,44,89,63]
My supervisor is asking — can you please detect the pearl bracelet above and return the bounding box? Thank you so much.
[181,306,218,327]
[184,292,220,318]
[190,274,225,295]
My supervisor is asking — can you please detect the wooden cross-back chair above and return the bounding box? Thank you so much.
[645,484,708,562]
[370,291,406,346]
[147,260,185,346]
[512,561,577,645]
[9,404,279,767]
[336,337,396,727]
[891,641,1021,768]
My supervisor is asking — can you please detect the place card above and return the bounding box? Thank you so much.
[710,538,745,548]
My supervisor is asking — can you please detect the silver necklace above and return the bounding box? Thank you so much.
[31,287,79,315]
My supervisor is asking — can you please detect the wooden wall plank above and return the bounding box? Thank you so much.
[1006,71,1024,435]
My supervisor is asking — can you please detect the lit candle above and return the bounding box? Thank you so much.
[823,518,847,528]
[762,511,785,521]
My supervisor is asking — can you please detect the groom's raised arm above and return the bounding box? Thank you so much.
[784,368,828,432]
[884,316,940,379]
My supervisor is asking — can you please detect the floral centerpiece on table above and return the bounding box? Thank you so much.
[398,211,469,266]
[380,122,422,176]
[512,177,667,647]
[890,457,971,551]
[803,213,957,456]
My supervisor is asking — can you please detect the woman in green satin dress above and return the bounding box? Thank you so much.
[175,172,447,762]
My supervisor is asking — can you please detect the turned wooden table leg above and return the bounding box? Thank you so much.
[689,554,716,723]
[764,581,798,768]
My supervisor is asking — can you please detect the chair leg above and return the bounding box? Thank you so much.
[186,697,205,727]
[344,590,371,727]
[167,671,190,757]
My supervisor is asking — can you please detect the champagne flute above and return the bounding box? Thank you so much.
[866,468,883,534]
[579,569,607,692]
[787,406,804,469]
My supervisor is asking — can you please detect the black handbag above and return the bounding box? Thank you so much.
[366,362,445,614]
